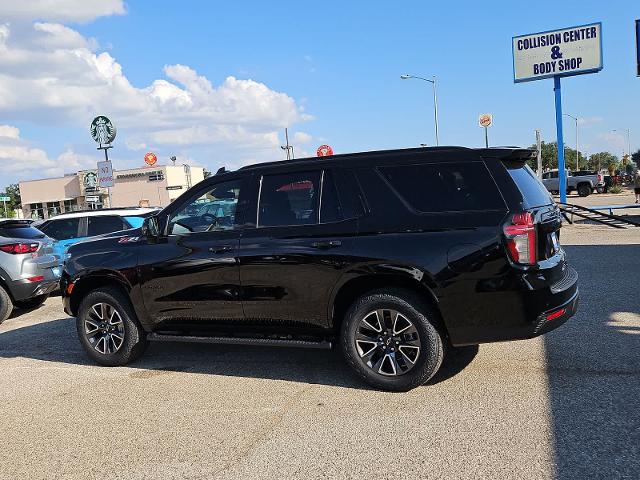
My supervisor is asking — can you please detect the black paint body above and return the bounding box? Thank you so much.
[62,147,578,346]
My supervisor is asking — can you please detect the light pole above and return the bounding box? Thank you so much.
[563,113,579,170]
[400,74,439,146]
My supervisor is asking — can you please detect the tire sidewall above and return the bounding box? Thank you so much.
[76,288,146,366]
[0,285,13,324]
[341,291,443,391]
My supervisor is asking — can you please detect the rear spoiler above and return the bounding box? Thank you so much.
[477,147,536,163]
[0,219,34,227]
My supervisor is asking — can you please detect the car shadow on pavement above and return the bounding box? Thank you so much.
[544,244,640,479]
[0,316,477,391]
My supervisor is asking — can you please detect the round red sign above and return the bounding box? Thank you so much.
[316,145,334,157]
[144,152,157,166]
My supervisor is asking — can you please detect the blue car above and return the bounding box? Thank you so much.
[35,208,160,259]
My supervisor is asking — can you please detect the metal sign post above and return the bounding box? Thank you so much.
[90,116,117,208]
[478,114,492,148]
[513,23,603,205]
[535,129,543,179]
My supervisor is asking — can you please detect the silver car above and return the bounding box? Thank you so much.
[0,219,61,324]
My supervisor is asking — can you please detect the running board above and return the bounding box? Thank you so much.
[147,333,332,349]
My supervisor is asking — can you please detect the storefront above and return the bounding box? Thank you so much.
[19,164,205,219]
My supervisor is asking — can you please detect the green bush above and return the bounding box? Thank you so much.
[609,185,624,194]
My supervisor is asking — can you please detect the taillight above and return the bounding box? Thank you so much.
[0,243,39,254]
[503,212,537,265]
[597,174,603,183]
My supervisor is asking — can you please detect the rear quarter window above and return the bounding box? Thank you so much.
[378,161,506,213]
[505,163,553,208]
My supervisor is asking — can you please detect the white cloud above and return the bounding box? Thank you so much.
[293,131,312,144]
[577,116,603,127]
[0,124,101,180]
[0,14,312,184]
[0,1,126,23]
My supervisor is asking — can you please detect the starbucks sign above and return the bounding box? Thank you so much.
[90,116,116,145]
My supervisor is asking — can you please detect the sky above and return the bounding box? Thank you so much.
[0,0,638,186]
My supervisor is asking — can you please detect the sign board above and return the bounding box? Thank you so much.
[478,114,493,128]
[97,161,114,188]
[0,196,10,202]
[83,171,98,189]
[144,152,158,166]
[317,145,334,157]
[86,196,100,203]
[90,116,116,145]
[166,185,183,191]
[512,23,602,83]
[636,19,640,76]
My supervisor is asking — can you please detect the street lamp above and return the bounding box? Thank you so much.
[563,113,579,170]
[400,74,439,146]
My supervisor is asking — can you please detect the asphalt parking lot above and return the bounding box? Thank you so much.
[1,225,638,479]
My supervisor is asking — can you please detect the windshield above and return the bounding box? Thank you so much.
[505,163,554,208]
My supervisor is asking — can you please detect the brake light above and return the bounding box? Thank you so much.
[597,174,603,183]
[503,212,537,265]
[0,243,39,254]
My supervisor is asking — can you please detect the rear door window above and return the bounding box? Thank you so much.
[39,218,81,240]
[505,163,553,208]
[258,171,321,227]
[378,162,506,213]
[87,216,126,236]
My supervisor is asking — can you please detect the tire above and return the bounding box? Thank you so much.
[577,184,591,197]
[340,288,444,392]
[596,187,604,194]
[0,285,13,325]
[14,294,49,310]
[76,286,148,366]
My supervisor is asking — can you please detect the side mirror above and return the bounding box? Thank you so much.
[141,215,160,238]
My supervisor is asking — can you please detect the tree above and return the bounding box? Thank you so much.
[527,141,588,171]
[631,149,640,169]
[1,184,21,218]
[588,152,618,172]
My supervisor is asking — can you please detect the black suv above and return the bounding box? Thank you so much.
[61,147,578,391]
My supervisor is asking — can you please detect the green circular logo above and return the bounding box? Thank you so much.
[90,116,116,145]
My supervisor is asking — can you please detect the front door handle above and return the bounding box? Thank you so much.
[311,240,342,249]
[209,245,233,254]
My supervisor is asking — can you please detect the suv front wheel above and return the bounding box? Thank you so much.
[341,289,444,391]
[77,287,147,366]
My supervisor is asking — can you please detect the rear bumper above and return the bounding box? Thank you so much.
[9,277,59,301]
[448,264,579,346]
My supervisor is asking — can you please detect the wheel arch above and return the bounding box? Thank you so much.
[69,271,131,317]
[329,273,447,337]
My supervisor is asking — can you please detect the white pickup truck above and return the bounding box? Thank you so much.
[541,170,605,197]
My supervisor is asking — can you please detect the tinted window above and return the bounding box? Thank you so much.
[505,163,553,208]
[0,223,45,239]
[169,179,242,234]
[320,170,343,223]
[87,216,126,237]
[259,171,320,227]
[39,218,80,240]
[378,162,506,213]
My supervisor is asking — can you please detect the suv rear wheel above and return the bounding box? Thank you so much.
[76,287,147,366]
[0,285,13,324]
[341,289,444,391]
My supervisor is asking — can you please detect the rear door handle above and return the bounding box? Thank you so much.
[311,240,342,249]
[209,245,233,254]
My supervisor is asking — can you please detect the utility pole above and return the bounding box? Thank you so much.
[281,128,294,160]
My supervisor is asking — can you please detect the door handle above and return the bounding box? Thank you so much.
[311,240,342,249]
[209,245,233,254]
